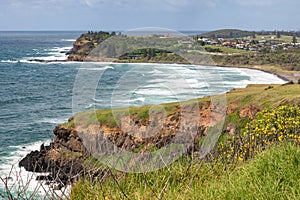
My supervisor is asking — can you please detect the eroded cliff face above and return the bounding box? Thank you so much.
[19,101,261,186]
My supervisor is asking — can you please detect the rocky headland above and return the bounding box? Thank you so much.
[19,84,300,188]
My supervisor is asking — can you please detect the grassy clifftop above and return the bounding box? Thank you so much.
[19,82,300,199]
[68,83,300,199]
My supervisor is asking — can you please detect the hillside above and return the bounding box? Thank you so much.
[200,29,255,38]
[17,83,300,199]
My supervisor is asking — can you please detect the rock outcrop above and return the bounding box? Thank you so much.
[19,99,262,186]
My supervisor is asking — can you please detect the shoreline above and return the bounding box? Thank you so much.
[214,64,292,82]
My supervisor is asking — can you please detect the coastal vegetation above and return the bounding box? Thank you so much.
[14,83,300,199]
[69,84,300,199]
[71,144,300,199]
[200,29,256,38]
[211,48,300,71]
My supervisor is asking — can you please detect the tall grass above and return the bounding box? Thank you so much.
[71,144,300,200]
[70,106,300,200]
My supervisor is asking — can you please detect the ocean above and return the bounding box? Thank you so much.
[0,31,286,198]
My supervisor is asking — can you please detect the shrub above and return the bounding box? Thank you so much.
[219,105,300,163]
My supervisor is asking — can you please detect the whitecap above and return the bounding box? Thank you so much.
[0,140,72,198]
[36,118,68,125]
[129,97,146,103]
[79,66,115,71]
[22,46,73,62]
[85,103,94,109]
[61,39,76,42]
[0,60,19,63]
[135,89,174,96]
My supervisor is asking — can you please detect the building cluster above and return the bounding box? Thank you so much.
[198,36,300,52]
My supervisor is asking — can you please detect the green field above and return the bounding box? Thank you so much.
[254,35,300,43]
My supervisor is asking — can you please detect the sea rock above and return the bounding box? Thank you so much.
[36,175,53,181]
[19,150,48,172]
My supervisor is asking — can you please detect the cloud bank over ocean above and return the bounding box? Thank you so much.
[1,0,298,30]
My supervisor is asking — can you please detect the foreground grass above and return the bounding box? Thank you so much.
[71,144,300,199]
[203,144,300,200]
[67,85,300,199]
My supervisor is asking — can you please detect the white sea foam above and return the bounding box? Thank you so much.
[92,98,103,102]
[0,140,71,198]
[36,118,68,125]
[79,66,115,71]
[22,46,73,62]
[0,59,42,64]
[185,78,199,84]
[135,89,174,96]
[85,103,94,109]
[150,68,164,74]
[189,82,209,89]
[111,97,148,107]
[129,97,146,103]
[0,60,19,63]
[61,39,76,42]
[0,140,50,196]
[243,69,286,84]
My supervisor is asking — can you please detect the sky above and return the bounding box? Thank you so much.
[0,0,299,31]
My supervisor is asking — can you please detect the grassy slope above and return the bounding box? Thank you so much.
[71,144,300,200]
[225,84,300,108]
[204,45,247,54]
[67,84,300,199]
[200,29,255,38]
[204,144,300,200]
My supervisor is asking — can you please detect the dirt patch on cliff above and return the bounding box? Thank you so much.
[239,104,263,119]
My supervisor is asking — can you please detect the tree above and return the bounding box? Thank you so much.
[276,31,281,38]
[292,35,297,44]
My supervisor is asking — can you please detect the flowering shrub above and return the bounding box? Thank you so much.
[219,105,300,163]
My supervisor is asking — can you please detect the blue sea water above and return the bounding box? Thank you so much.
[0,31,286,197]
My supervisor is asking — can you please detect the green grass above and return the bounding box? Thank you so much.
[204,144,300,200]
[225,84,300,109]
[254,35,300,43]
[204,45,247,54]
[70,144,300,200]
[226,111,250,129]
[212,48,300,72]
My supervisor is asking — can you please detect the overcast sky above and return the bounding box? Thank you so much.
[0,0,299,31]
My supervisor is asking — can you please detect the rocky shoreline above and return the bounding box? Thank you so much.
[19,100,264,188]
